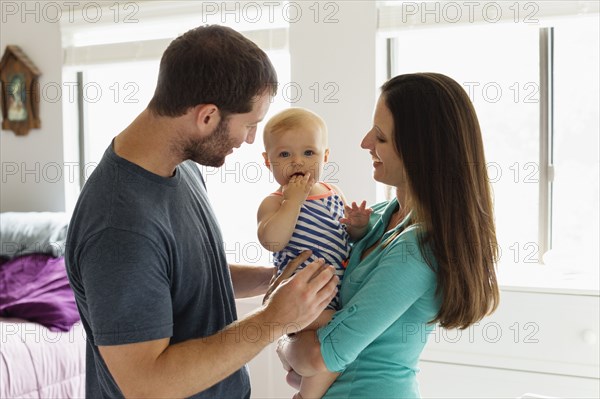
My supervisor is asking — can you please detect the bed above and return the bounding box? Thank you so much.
[0,212,86,398]
[0,317,85,398]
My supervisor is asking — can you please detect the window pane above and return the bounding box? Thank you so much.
[547,16,600,283]
[84,60,159,164]
[205,50,291,266]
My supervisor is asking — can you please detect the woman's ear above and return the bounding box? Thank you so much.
[194,104,220,135]
[262,152,271,168]
[324,148,330,163]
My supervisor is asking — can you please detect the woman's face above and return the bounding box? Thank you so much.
[361,95,406,188]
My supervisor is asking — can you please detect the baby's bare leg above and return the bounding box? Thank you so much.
[297,309,340,399]
[299,371,340,399]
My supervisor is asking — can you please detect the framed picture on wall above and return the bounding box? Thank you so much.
[0,45,41,136]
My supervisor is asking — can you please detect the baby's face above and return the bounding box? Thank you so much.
[263,126,329,187]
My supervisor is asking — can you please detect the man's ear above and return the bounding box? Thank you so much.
[262,152,271,168]
[324,148,330,163]
[194,104,220,135]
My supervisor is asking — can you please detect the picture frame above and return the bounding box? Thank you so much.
[0,45,41,136]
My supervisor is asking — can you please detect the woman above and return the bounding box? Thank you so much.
[276,73,500,398]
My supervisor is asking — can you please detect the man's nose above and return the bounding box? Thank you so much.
[246,130,256,144]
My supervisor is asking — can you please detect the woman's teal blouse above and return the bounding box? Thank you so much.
[317,198,441,398]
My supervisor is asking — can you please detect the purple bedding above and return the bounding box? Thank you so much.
[1,213,85,398]
[0,254,80,332]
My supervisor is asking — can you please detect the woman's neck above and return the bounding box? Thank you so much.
[394,186,411,223]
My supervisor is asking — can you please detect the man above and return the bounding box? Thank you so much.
[65,25,338,398]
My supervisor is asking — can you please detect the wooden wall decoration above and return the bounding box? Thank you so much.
[0,45,42,136]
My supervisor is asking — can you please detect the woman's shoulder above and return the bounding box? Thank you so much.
[384,226,438,275]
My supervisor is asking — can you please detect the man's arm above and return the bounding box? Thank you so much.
[230,263,275,298]
[99,259,339,398]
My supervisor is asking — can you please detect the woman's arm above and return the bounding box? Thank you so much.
[317,242,437,373]
[280,237,438,375]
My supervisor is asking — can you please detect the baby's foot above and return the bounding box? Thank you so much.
[286,370,302,390]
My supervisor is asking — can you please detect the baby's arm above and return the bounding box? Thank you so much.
[329,184,372,242]
[257,173,315,252]
[340,201,372,242]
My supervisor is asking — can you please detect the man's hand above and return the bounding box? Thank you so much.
[263,250,312,304]
[98,255,335,399]
[231,264,277,298]
[262,257,338,334]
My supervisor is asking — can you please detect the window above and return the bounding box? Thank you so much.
[202,49,291,267]
[548,15,599,276]
[79,60,159,166]
[379,2,599,291]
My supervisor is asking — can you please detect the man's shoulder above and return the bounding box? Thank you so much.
[179,160,206,187]
[68,162,173,252]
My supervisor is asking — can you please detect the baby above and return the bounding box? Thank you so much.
[257,107,371,398]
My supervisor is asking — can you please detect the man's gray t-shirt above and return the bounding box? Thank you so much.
[65,143,250,398]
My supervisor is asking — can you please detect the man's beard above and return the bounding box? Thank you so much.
[183,117,235,167]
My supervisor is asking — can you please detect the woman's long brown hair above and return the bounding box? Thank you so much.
[381,73,499,329]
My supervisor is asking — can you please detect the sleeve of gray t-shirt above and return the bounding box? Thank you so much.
[77,227,173,346]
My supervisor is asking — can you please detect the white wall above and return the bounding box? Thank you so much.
[0,10,65,212]
[289,1,378,205]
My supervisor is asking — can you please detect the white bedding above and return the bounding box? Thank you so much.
[0,317,86,398]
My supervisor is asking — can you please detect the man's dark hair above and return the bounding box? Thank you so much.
[148,25,277,117]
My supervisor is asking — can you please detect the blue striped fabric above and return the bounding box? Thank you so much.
[273,190,350,310]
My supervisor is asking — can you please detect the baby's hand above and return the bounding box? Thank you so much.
[340,200,372,228]
[282,173,315,204]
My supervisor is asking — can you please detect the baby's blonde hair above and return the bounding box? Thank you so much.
[263,108,328,150]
